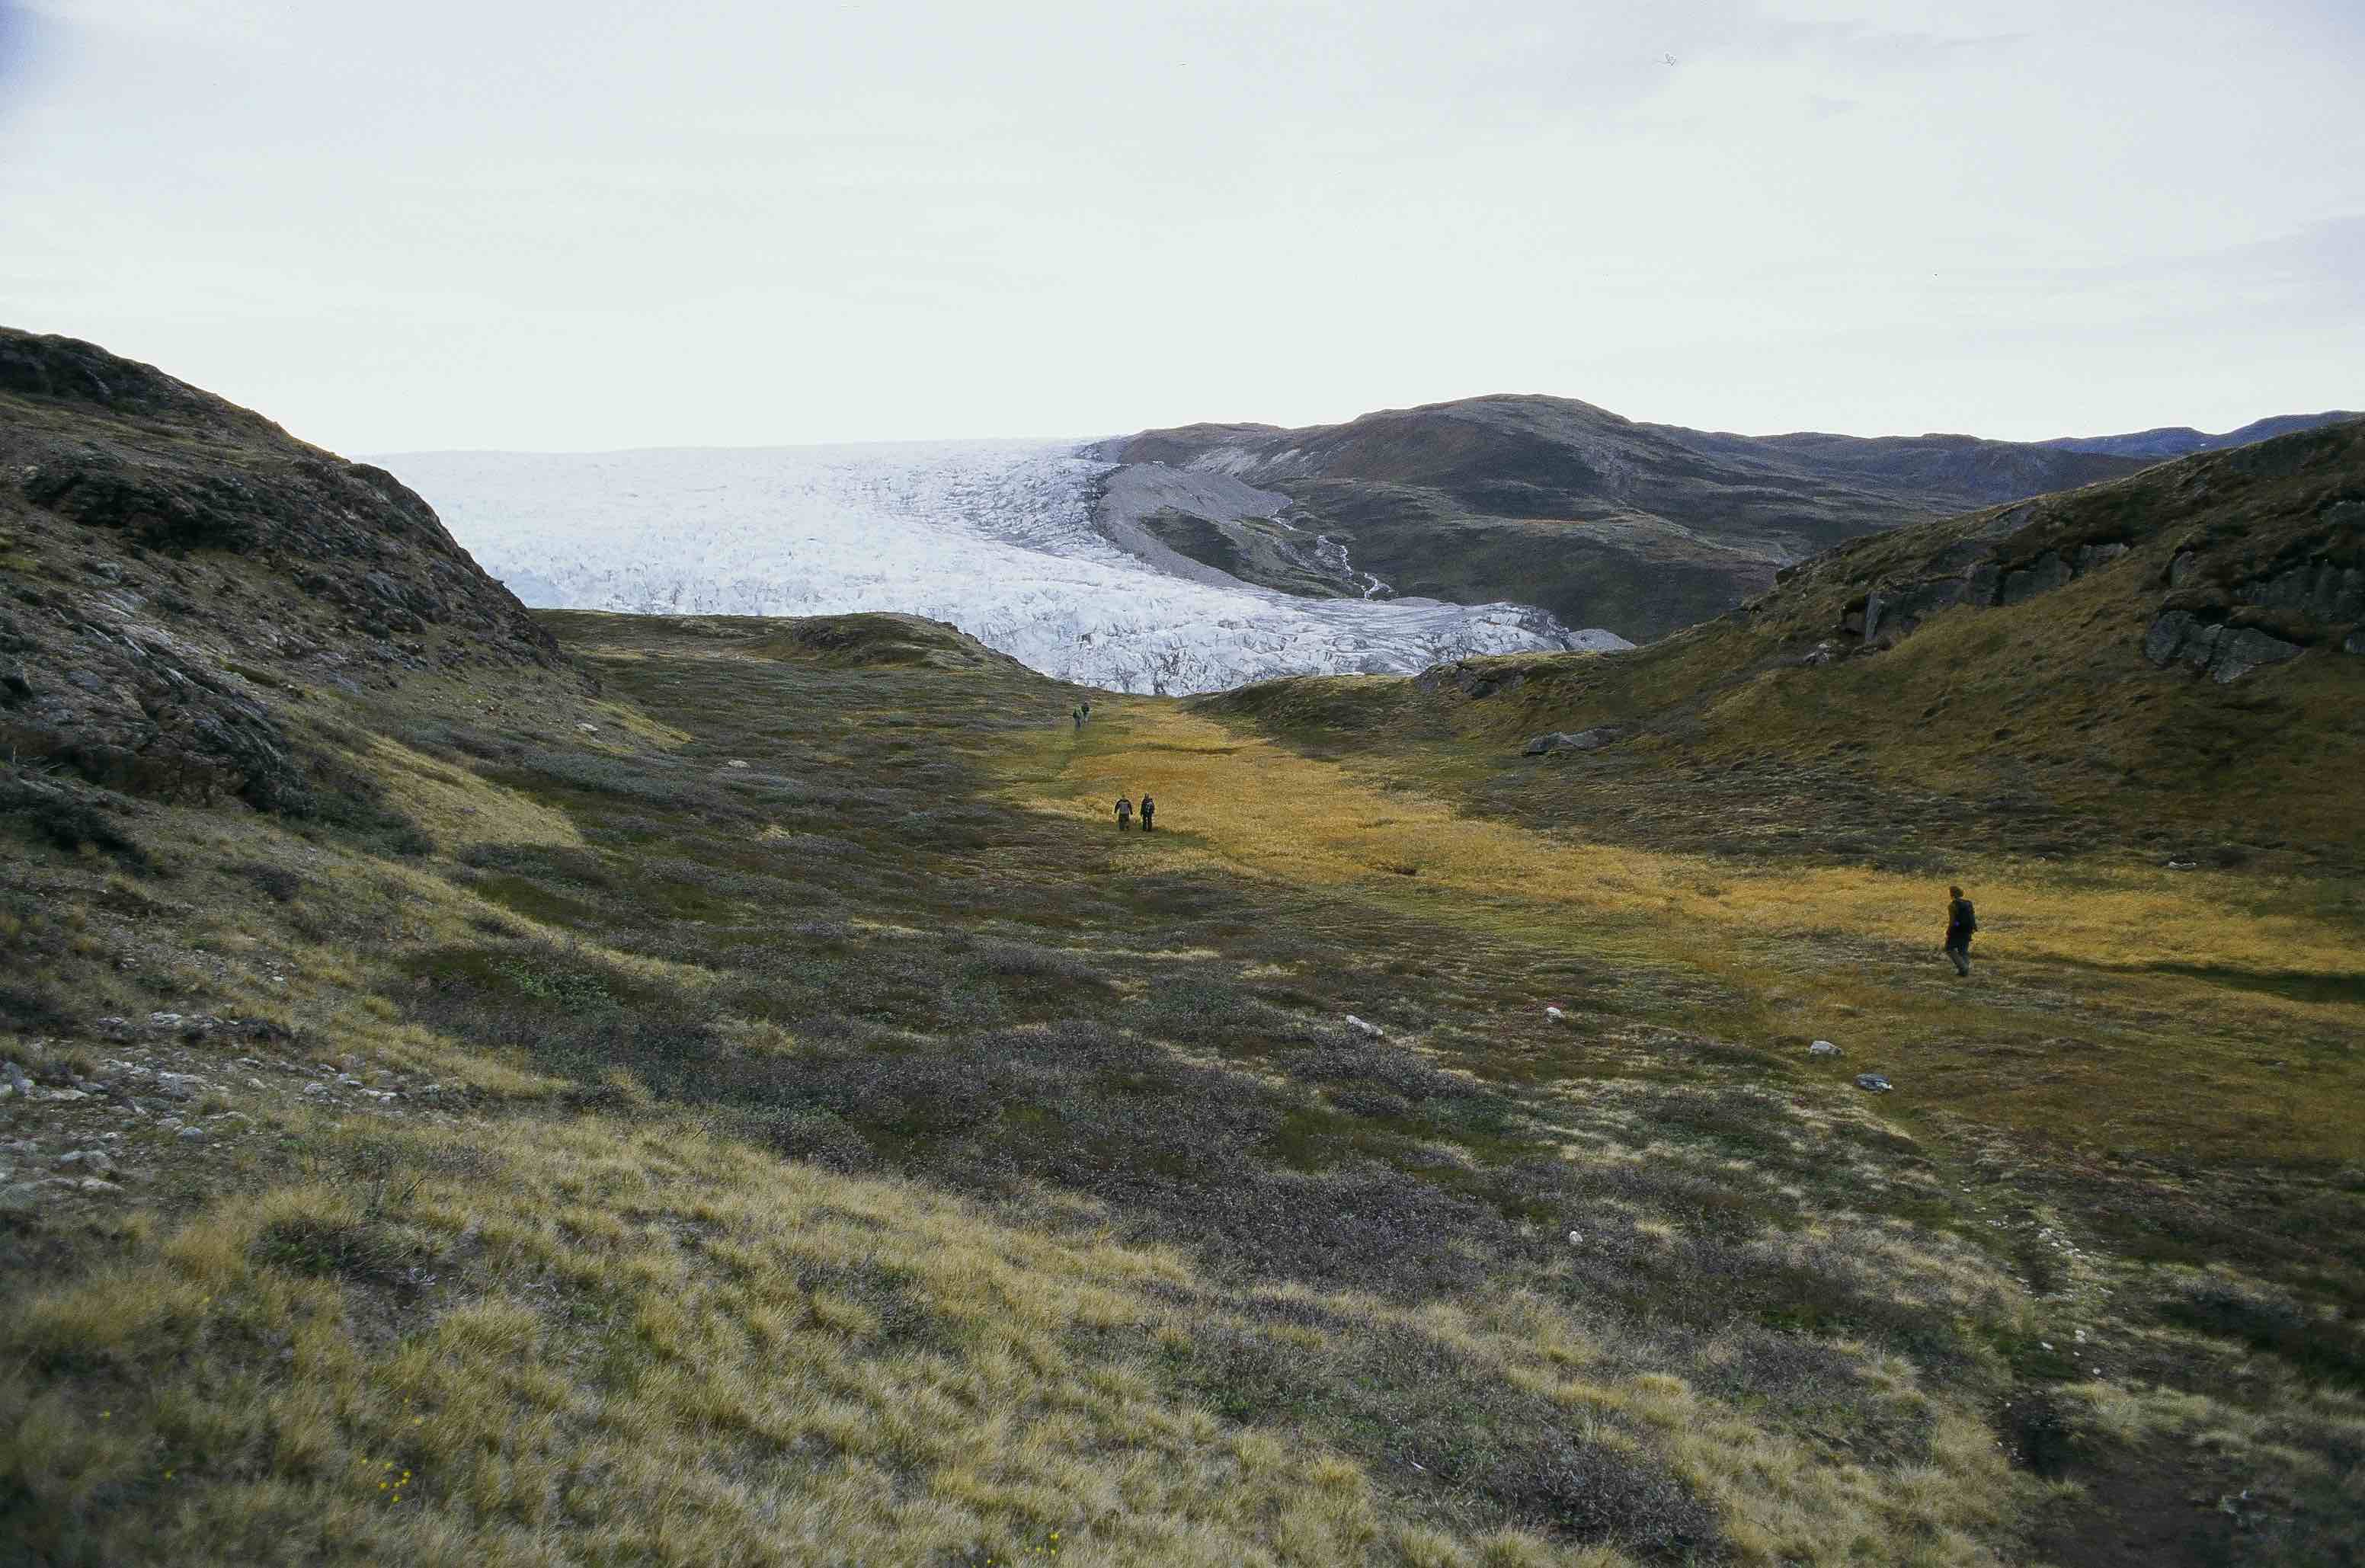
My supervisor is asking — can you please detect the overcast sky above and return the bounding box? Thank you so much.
[2,1,2359,452]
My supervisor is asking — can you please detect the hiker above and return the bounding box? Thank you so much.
[1071,704,1083,732]
[1115,795,1133,830]
[1081,699,1092,722]
[1139,793,1156,832]
[1944,885,1978,976]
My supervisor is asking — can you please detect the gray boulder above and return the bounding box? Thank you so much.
[2209,627,2305,684]
[1523,728,1621,757]
[1999,552,2074,606]
[2143,613,2304,683]
[2145,610,2219,669]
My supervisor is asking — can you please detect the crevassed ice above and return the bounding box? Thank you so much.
[377,441,1611,695]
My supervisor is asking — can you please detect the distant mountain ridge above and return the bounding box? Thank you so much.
[1091,394,2152,642]
[2039,411,2361,460]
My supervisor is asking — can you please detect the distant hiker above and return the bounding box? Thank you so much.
[1115,795,1133,830]
[1081,699,1093,724]
[1139,794,1156,832]
[1944,885,1978,976]
[1071,704,1084,732]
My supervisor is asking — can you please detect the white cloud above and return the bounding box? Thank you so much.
[2,1,2357,449]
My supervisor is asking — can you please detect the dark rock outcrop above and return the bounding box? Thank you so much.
[2143,613,2306,684]
[1416,661,1528,700]
[0,327,585,808]
[1780,420,2365,681]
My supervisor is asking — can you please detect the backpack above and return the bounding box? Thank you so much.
[1957,898,1977,933]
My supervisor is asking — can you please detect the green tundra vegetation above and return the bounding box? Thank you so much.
[4,416,2363,1566]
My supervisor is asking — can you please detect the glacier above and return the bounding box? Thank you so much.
[376,441,1630,695]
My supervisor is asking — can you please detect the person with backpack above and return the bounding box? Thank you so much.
[1071,704,1084,732]
[1944,885,1978,976]
[1139,793,1156,832]
[1114,795,1133,831]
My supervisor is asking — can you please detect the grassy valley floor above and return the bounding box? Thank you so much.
[4,610,2360,1566]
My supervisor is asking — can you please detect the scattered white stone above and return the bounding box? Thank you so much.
[302,1083,331,1096]
[247,1077,269,1090]
[1853,1073,1893,1093]
[725,759,749,769]
[1544,1006,1566,1021]
[577,722,599,733]
[1810,1040,1841,1056]
[1567,1230,1583,1246]
[176,1126,208,1144]
[1343,1015,1384,1038]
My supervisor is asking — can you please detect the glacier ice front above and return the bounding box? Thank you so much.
[377,441,1627,695]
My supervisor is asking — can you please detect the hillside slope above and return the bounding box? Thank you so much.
[1202,416,2365,868]
[0,328,583,822]
[1090,395,2151,641]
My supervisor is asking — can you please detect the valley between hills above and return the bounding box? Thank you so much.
[3,330,2363,1566]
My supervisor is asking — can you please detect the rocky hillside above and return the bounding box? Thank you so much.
[1090,395,2152,642]
[1203,415,2365,866]
[2040,410,2360,460]
[0,328,584,818]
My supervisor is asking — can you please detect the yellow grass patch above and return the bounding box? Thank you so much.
[1003,700,2365,1161]
[367,738,584,850]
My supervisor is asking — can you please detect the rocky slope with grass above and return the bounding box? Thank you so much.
[0,328,584,830]
[1090,395,2155,642]
[1205,415,2365,870]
